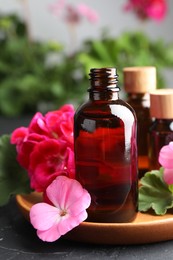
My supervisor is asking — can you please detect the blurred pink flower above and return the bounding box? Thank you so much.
[30,176,91,242]
[64,5,81,24]
[159,142,173,185]
[124,0,167,21]
[48,0,99,24]
[48,0,65,17]
[77,4,99,23]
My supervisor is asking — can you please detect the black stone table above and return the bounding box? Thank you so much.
[1,198,173,260]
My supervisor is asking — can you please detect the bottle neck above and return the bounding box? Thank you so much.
[88,68,120,101]
[89,90,119,101]
[154,118,173,123]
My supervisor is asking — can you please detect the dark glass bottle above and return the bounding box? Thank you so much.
[123,67,156,177]
[74,68,138,223]
[149,89,173,170]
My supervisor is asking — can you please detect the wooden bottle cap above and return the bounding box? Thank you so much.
[123,66,156,93]
[150,89,173,119]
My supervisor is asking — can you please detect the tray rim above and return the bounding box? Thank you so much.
[16,193,173,245]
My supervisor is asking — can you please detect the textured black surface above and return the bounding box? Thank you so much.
[1,198,173,260]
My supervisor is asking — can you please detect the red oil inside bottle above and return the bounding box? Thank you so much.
[74,68,138,223]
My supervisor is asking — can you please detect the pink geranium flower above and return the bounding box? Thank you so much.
[30,176,91,242]
[10,104,75,193]
[124,0,167,21]
[159,142,173,185]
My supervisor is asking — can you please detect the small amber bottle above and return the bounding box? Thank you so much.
[123,66,156,176]
[74,68,138,223]
[149,89,173,170]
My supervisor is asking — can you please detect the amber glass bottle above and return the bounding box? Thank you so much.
[123,67,156,176]
[74,68,138,223]
[149,89,173,170]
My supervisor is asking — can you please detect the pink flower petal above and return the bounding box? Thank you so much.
[163,168,173,185]
[68,189,91,216]
[60,104,75,113]
[159,142,173,169]
[28,139,74,192]
[57,210,88,235]
[29,112,50,136]
[169,142,173,149]
[17,133,48,169]
[29,164,61,192]
[45,105,75,145]
[146,0,167,21]
[10,127,28,145]
[46,176,88,210]
[30,203,60,231]
[77,4,99,23]
[123,0,167,21]
[37,223,61,242]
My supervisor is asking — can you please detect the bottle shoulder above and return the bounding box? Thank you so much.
[126,98,150,109]
[150,119,173,132]
[75,99,133,111]
[75,99,137,121]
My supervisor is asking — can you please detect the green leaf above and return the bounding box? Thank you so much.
[78,53,108,75]
[139,169,173,215]
[0,135,32,206]
[92,40,113,63]
[168,184,173,193]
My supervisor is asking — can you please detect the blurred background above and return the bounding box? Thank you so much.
[1,0,173,50]
[0,0,173,126]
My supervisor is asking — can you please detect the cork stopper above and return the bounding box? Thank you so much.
[123,66,156,93]
[150,89,173,119]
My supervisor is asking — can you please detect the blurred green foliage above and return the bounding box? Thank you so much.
[0,14,87,117]
[78,31,173,87]
[1,14,173,117]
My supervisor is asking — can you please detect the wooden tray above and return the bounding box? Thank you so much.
[16,192,173,245]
